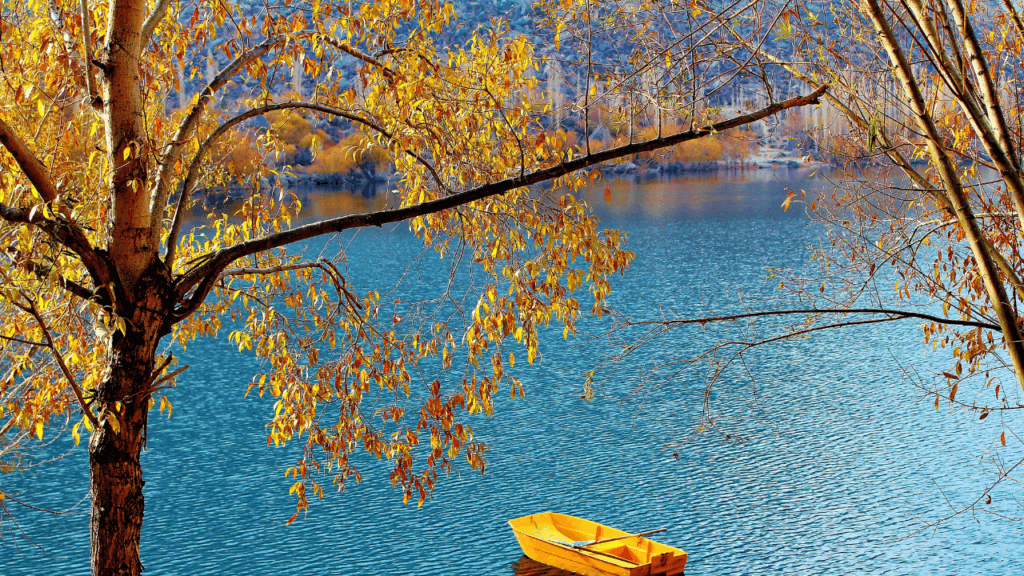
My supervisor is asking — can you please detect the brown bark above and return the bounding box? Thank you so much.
[90,2,165,570]
[89,263,171,576]
[89,377,148,576]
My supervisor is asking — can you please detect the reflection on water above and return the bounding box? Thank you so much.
[301,186,387,219]
[289,168,823,222]
[509,556,575,576]
[580,170,819,220]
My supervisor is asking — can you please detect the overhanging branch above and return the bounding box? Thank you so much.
[163,101,416,266]
[623,307,1000,332]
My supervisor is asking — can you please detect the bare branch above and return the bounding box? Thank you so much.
[319,36,395,79]
[148,365,188,392]
[627,307,1001,333]
[0,333,45,346]
[79,0,100,109]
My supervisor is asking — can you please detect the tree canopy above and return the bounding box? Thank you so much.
[0,0,824,572]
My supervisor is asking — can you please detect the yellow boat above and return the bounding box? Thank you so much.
[508,512,687,576]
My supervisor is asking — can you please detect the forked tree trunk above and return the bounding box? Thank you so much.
[864,0,1024,390]
[92,0,162,570]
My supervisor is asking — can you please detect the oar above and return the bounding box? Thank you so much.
[566,528,668,548]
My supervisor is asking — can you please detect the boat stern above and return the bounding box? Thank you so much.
[648,549,687,576]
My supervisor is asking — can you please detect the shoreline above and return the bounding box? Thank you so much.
[282,147,822,188]
[197,147,823,209]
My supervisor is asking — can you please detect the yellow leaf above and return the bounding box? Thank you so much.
[35,421,43,440]
[160,395,173,418]
[106,411,120,434]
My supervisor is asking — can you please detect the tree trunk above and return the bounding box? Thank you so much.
[89,360,149,576]
[91,1,163,572]
[864,0,1024,389]
[89,264,170,576]
[89,329,157,576]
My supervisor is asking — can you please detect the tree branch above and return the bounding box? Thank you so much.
[935,0,1024,233]
[319,36,395,79]
[23,294,100,429]
[623,307,1001,332]
[170,85,828,320]
[0,117,60,203]
[1002,0,1024,40]
[707,6,1024,304]
[147,365,188,393]
[0,203,114,294]
[2,247,96,301]
[140,0,172,47]
[149,36,283,250]
[865,0,1024,388]
[221,261,334,278]
[79,0,101,109]
[163,101,453,266]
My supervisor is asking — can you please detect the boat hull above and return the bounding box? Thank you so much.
[508,512,687,576]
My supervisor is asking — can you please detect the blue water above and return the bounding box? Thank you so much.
[4,171,1023,575]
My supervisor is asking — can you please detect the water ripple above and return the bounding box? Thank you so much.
[4,174,1023,574]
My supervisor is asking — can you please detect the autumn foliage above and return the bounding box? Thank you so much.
[0,0,824,572]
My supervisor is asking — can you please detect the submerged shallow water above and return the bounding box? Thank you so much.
[4,170,1022,575]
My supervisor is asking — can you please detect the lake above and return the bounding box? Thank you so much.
[3,169,1021,575]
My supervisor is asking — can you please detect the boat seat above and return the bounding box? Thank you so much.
[592,543,644,564]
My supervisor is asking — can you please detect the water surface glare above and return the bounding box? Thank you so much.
[3,171,1022,575]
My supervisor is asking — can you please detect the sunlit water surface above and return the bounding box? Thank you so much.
[4,170,1023,575]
